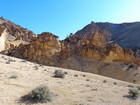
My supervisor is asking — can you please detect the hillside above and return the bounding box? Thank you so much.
[0,18,140,84]
[0,17,36,42]
[0,54,140,105]
[75,21,140,49]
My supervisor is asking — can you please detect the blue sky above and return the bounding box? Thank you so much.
[0,0,140,40]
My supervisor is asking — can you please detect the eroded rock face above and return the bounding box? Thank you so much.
[72,31,136,64]
[0,29,8,52]
[105,44,135,62]
[88,31,107,47]
[8,30,139,66]
[3,30,140,84]
[75,22,112,41]
[0,17,36,42]
[9,32,61,66]
[1,17,140,83]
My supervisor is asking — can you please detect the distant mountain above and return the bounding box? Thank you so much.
[0,17,36,41]
[74,21,140,50]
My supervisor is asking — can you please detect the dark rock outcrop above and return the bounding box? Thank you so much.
[75,21,140,50]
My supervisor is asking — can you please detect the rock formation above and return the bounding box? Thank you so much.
[0,17,36,52]
[74,21,140,50]
[7,30,140,66]
[0,18,140,84]
[0,17,36,42]
[0,29,8,52]
[9,32,61,66]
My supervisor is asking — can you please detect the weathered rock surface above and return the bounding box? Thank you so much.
[75,21,140,50]
[5,30,140,84]
[0,17,36,42]
[0,18,140,84]
[9,32,61,66]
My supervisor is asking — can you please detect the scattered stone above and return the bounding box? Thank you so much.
[33,66,38,70]
[128,85,134,88]
[103,80,107,83]
[86,79,90,81]
[91,89,97,91]
[82,75,86,77]
[79,103,84,105]
[20,60,27,62]
[74,74,78,77]
[1,56,4,58]
[86,85,90,87]
[9,75,18,79]
[113,82,117,85]
[6,61,10,64]
[8,59,15,62]
[64,72,68,75]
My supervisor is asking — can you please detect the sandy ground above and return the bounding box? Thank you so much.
[0,54,140,105]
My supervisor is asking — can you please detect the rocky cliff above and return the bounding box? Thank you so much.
[0,17,36,42]
[0,18,140,84]
[7,32,61,66]
[75,21,140,50]
[5,30,140,84]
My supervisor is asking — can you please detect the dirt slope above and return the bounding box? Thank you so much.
[0,54,140,105]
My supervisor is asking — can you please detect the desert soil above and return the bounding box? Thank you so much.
[0,54,140,105]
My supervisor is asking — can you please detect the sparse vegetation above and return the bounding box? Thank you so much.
[103,80,107,83]
[113,82,117,85]
[128,88,139,100]
[64,71,68,75]
[82,75,86,77]
[9,75,18,79]
[74,74,78,77]
[54,70,65,78]
[20,85,52,103]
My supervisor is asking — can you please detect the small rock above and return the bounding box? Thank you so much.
[103,80,107,83]
[86,79,90,81]
[74,74,78,77]
[6,61,10,64]
[82,75,86,77]
[113,82,117,85]
[33,66,38,70]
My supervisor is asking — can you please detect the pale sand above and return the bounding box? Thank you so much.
[0,54,140,105]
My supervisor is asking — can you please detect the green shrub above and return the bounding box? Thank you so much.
[128,88,139,100]
[20,85,52,103]
[54,70,65,78]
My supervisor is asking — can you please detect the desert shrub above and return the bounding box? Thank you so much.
[20,85,52,103]
[9,75,18,79]
[128,88,139,100]
[74,74,78,77]
[103,80,107,83]
[113,82,117,85]
[54,70,65,78]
